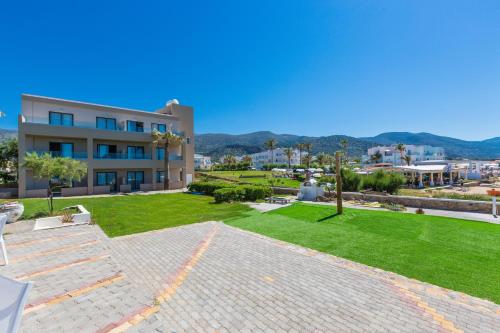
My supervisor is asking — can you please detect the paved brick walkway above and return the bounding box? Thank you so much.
[1,222,498,332]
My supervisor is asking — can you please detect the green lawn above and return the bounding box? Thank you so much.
[15,193,252,237]
[225,203,500,304]
[203,170,301,188]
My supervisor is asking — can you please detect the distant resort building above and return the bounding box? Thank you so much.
[249,148,301,169]
[194,154,212,170]
[362,145,445,165]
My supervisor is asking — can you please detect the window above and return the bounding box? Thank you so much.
[156,171,165,183]
[96,144,117,158]
[96,172,117,192]
[127,120,144,132]
[49,142,73,158]
[156,147,165,160]
[49,111,73,126]
[96,117,117,130]
[127,146,145,159]
[151,123,166,133]
[186,137,191,144]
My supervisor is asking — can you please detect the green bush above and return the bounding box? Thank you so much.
[341,168,362,192]
[240,185,272,201]
[361,170,405,194]
[187,181,234,195]
[189,181,271,202]
[214,187,245,203]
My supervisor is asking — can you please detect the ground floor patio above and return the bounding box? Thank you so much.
[1,222,498,332]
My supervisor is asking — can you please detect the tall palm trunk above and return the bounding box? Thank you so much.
[164,142,170,190]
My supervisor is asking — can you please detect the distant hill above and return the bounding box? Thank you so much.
[0,128,17,141]
[196,131,500,160]
[360,132,500,159]
[195,131,375,160]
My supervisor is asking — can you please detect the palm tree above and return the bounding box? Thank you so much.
[340,139,349,164]
[403,155,412,166]
[303,143,313,168]
[152,125,183,190]
[283,147,293,168]
[296,143,305,165]
[303,154,312,168]
[395,143,406,166]
[370,151,382,164]
[316,153,328,167]
[264,139,277,164]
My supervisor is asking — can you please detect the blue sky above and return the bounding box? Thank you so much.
[1,0,499,140]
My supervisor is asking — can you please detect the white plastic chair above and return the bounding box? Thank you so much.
[0,275,32,333]
[0,214,7,265]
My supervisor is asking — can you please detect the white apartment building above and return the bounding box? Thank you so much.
[362,145,445,165]
[250,148,301,169]
[194,154,212,170]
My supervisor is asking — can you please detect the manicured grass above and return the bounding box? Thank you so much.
[225,203,500,303]
[204,170,301,188]
[16,193,253,237]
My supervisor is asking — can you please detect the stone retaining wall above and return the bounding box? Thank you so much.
[272,187,299,195]
[342,192,496,214]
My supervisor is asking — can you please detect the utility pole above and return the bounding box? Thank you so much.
[335,151,343,215]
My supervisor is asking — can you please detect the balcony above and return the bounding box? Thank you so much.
[93,153,152,160]
[22,117,184,136]
[169,154,183,161]
[27,150,88,159]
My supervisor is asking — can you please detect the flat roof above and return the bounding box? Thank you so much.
[21,94,179,120]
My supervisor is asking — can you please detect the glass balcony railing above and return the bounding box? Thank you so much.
[23,117,184,136]
[169,154,183,161]
[27,150,88,159]
[93,153,152,160]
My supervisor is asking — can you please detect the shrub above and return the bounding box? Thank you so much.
[214,187,245,203]
[187,181,234,195]
[415,208,425,214]
[240,185,272,201]
[362,170,405,194]
[341,168,362,192]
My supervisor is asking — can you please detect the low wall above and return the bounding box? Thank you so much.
[25,189,48,198]
[342,192,496,214]
[155,183,165,191]
[120,184,131,193]
[61,187,88,197]
[93,185,110,195]
[0,188,18,199]
[140,183,153,192]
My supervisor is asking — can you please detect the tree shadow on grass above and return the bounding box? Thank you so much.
[317,212,340,222]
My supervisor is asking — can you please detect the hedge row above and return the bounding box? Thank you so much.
[188,181,272,203]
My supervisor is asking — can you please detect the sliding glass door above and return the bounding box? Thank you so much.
[127,171,144,191]
[96,172,117,192]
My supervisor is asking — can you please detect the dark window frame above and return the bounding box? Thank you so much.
[49,111,74,126]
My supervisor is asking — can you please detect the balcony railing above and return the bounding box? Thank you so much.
[93,153,152,160]
[27,150,88,159]
[22,117,184,136]
[169,154,183,161]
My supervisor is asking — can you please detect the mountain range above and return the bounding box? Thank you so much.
[1,128,498,160]
[196,131,500,160]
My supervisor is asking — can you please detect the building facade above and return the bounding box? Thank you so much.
[250,148,301,169]
[362,145,445,165]
[194,154,212,170]
[18,94,194,198]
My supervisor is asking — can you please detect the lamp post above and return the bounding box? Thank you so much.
[335,151,343,215]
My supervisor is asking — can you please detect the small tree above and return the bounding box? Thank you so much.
[403,155,412,166]
[23,153,87,214]
[303,143,313,168]
[340,139,349,164]
[0,138,18,184]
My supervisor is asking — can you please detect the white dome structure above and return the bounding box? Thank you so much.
[166,99,179,107]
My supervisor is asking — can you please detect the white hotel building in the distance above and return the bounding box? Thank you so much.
[362,145,446,165]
